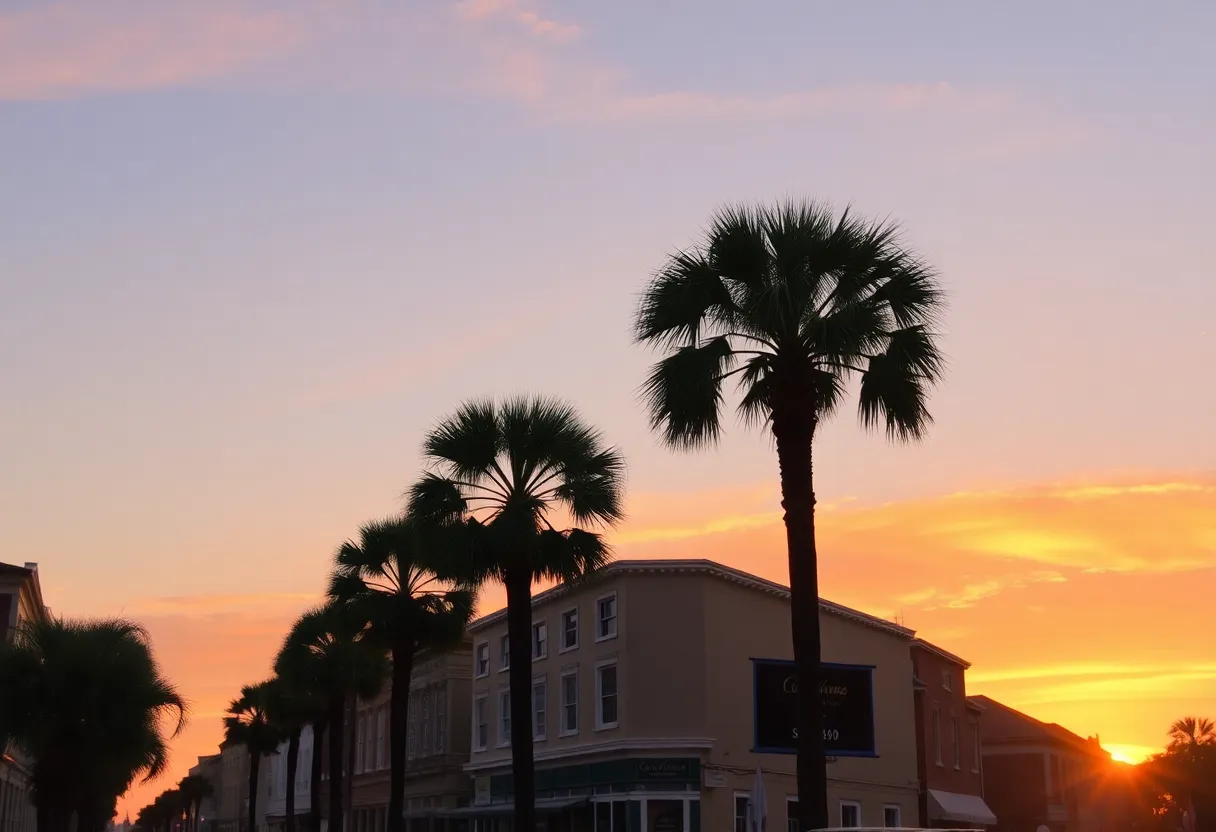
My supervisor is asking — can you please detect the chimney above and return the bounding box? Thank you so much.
[23,562,37,571]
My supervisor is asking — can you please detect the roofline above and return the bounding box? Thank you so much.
[468,558,915,639]
[912,637,973,669]
[967,695,1105,754]
[0,561,48,623]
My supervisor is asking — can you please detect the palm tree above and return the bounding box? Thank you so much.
[277,603,389,832]
[177,775,213,832]
[1169,717,1216,757]
[0,617,187,832]
[634,200,945,828]
[329,516,476,832]
[224,681,284,832]
[409,396,626,830]
[262,672,322,832]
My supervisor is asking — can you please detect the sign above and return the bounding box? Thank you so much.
[637,758,695,781]
[752,659,876,756]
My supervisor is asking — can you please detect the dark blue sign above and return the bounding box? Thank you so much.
[752,659,877,757]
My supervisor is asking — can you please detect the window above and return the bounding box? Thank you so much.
[952,716,961,769]
[374,708,385,770]
[596,661,618,728]
[560,608,579,651]
[532,621,548,660]
[884,805,901,828]
[532,677,547,740]
[436,687,447,754]
[932,708,942,766]
[596,594,618,641]
[560,670,579,735]
[475,642,490,677]
[971,722,981,773]
[594,800,629,832]
[786,799,799,832]
[941,668,954,691]
[733,794,750,832]
[355,714,365,774]
[839,801,861,828]
[498,689,511,746]
[473,694,488,751]
[499,634,510,670]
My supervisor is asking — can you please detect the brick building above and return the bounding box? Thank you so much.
[910,639,995,828]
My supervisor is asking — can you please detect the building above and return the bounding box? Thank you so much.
[262,726,316,831]
[459,559,922,832]
[970,695,1134,832]
[189,754,223,832]
[348,641,474,832]
[215,741,251,832]
[0,561,49,832]
[910,639,995,828]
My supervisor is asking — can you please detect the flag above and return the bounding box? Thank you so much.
[749,767,767,832]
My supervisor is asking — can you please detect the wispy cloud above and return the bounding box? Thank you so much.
[455,0,580,41]
[0,0,308,100]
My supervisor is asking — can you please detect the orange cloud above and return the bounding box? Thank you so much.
[0,0,306,100]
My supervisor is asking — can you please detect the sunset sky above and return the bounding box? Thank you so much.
[2,0,1213,816]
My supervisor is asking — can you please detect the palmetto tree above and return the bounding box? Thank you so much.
[177,775,213,832]
[277,603,388,832]
[1169,717,1216,756]
[409,396,626,830]
[0,617,187,832]
[634,201,945,828]
[224,681,284,832]
[261,676,318,832]
[328,516,476,832]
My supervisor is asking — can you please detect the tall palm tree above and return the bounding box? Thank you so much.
[634,200,945,828]
[263,670,323,832]
[0,617,187,832]
[277,603,388,832]
[329,516,476,832]
[1169,717,1216,755]
[409,396,626,830]
[224,681,284,832]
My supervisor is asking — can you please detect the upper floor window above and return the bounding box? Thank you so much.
[839,801,861,828]
[932,708,942,766]
[952,716,961,769]
[971,722,981,773]
[941,668,954,691]
[596,593,618,641]
[498,689,511,747]
[532,677,547,741]
[475,642,490,677]
[596,661,619,728]
[532,621,548,660]
[473,694,488,751]
[499,634,510,670]
[560,608,579,651]
[561,670,578,735]
[883,806,901,828]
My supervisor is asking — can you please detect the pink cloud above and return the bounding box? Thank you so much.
[455,0,580,41]
[0,0,307,100]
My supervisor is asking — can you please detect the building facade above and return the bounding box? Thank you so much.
[348,641,474,832]
[262,726,316,832]
[0,561,48,832]
[970,695,1134,832]
[461,559,922,832]
[910,639,994,828]
[216,741,251,832]
[189,754,223,832]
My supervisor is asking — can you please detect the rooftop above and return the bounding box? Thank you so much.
[468,558,915,639]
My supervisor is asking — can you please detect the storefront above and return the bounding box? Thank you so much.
[450,757,702,832]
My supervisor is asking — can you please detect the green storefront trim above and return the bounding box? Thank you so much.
[489,756,700,799]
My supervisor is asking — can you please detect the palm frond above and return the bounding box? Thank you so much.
[639,336,734,449]
[635,252,737,348]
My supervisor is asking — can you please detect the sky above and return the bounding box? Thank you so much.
[1,0,1213,816]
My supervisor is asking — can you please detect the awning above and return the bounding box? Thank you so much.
[927,790,997,827]
[442,797,589,817]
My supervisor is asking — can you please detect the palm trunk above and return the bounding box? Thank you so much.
[774,413,828,831]
[505,568,536,832]
[247,752,261,832]
[310,719,327,832]
[286,729,301,832]
[327,697,347,832]
[388,640,415,832]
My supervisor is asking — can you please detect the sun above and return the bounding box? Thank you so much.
[1105,744,1159,765]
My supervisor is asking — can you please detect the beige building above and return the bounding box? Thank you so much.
[1,561,49,832]
[462,559,920,832]
[348,641,474,832]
